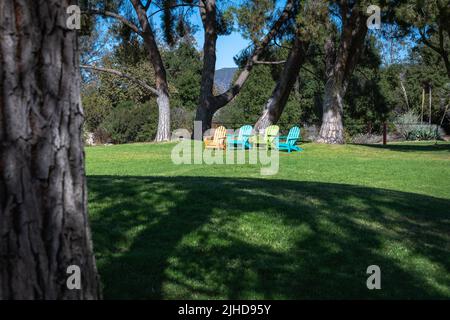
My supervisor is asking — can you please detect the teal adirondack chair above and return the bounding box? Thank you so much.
[275,126,302,153]
[227,125,253,149]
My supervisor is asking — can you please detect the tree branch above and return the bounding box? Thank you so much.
[419,28,450,78]
[144,0,153,11]
[81,65,159,96]
[213,0,297,108]
[255,60,286,65]
[419,29,443,54]
[301,65,323,82]
[272,38,293,50]
[85,9,143,37]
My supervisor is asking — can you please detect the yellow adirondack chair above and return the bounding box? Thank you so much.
[204,126,227,149]
[251,125,280,148]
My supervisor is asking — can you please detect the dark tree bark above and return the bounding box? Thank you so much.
[195,0,297,135]
[131,0,171,142]
[0,0,101,299]
[254,36,309,131]
[317,5,368,144]
[196,0,218,135]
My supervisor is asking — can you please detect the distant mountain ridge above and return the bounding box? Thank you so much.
[214,67,238,93]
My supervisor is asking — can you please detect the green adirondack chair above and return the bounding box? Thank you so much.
[250,125,280,149]
[263,125,280,149]
[226,125,253,149]
[275,126,302,153]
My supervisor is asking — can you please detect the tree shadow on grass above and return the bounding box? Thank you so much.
[357,143,450,153]
[87,176,450,299]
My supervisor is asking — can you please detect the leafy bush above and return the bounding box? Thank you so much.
[394,111,442,140]
[409,124,442,140]
[171,107,194,132]
[82,85,113,132]
[93,127,112,145]
[100,101,158,144]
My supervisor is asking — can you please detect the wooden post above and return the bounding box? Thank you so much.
[383,122,387,145]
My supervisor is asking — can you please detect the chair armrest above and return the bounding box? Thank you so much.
[285,138,300,145]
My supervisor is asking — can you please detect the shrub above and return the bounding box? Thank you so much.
[91,128,111,144]
[409,124,443,141]
[100,101,158,144]
[394,111,442,141]
[82,86,113,132]
[171,107,194,132]
[394,111,419,139]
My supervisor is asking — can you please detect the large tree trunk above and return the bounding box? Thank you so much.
[0,0,101,299]
[317,6,368,144]
[195,101,216,135]
[255,37,308,131]
[195,0,297,135]
[317,78,346,144]
[155,91,171,141]
[131,0,171,142]
[195,0,219,134]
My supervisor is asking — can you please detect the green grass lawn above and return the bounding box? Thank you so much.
[86,141,450,299]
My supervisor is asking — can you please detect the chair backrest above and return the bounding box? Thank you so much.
[213,126,226,143]
[264,125,280,144]
[238,125,253,141]
[287,126,300,145]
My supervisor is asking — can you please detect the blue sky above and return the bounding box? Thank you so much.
[188,8,250,70]
[195,30,250,69]
[188,0,288,69]
[96,9,250,70]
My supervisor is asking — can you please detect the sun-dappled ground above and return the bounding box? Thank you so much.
[86,142,450,299]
